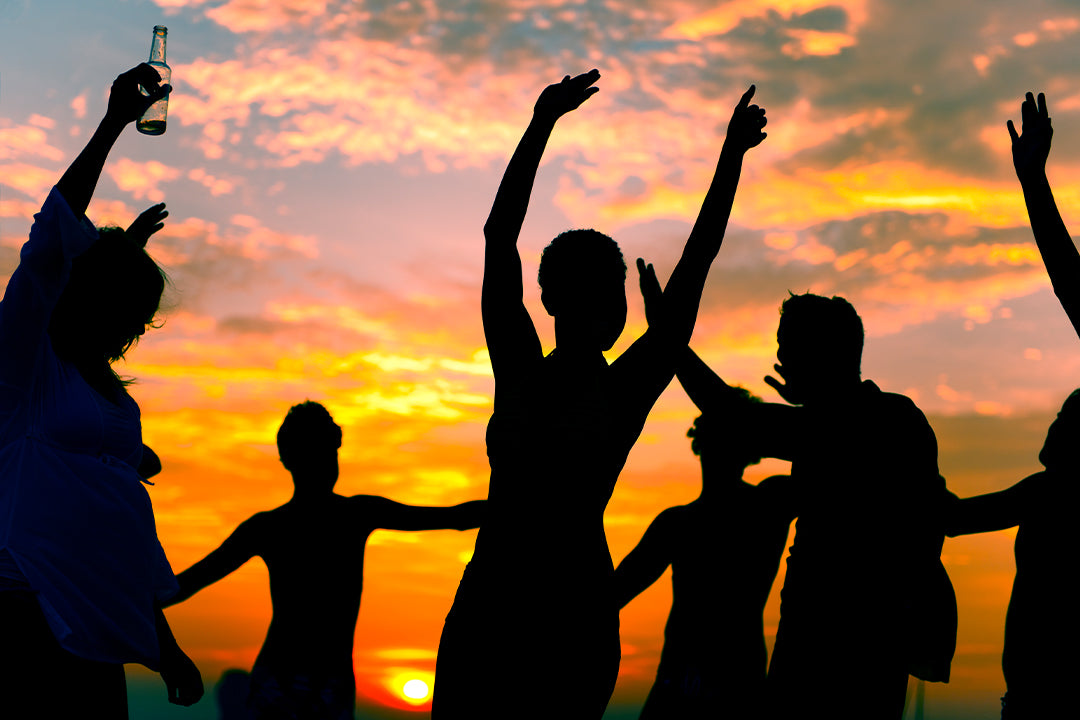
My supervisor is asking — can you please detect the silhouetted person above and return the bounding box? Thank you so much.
[614,388,797,719]
[650,295,954,720]
[165,401,485,720]
[0,65,201,717]
[1008,91,1080,335]
[945,391,1080,718]
[431,70,767,719]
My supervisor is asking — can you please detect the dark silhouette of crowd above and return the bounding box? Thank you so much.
[0,58,1074,720]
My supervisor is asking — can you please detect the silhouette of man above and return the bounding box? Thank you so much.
[165,401,485,720]
[614,387,797,719]
[641,294,954,720]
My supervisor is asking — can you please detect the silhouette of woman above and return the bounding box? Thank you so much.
[0,65,202,715]
[431,71,767,719]
[614,388,797,719]
[165,402,485,720]
[940,91,1080,719]
[945,390,1080,719]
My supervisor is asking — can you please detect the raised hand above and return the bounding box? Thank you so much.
[105,64,171,127]
[764,363,803,405]
[1008,92,1053,181]
[637,258,664,327]
[534,70,601,121]
[126,203,168,248]
[724,85,768,154]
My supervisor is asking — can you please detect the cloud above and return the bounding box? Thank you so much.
[105,157,182,203]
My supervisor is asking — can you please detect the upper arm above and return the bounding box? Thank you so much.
[614,510,676,609]
[0,189,98,390]
[364,496,486,532]
[170,516,262,604]
[759,475,799,522]
[482,238,543,384]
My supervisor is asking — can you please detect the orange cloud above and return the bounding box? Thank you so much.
[105,157,182,203]
[662,0,868,40]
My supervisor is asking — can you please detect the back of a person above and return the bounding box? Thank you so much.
[255,499,371,676]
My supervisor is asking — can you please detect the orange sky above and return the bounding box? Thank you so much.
[4,0,1080,717]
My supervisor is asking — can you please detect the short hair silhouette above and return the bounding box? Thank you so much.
[49,225,167,365]
[688,386,763,465]
[276,401,342,471]
[538,229,627,297]
[779,292,864,378]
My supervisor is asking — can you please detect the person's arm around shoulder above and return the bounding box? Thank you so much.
[359,495,487,532]
[614,507,680,610]
[163,513,265,607]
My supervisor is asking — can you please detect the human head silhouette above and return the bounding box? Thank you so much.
[775,292,864,405]
[48,226,166,365]
[688,386,764,475]
[277,401,343,493]
[539,229,627,352]
[1039,389,1080,471]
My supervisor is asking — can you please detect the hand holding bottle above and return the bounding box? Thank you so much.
[105,64,170,128]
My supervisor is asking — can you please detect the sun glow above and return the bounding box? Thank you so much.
[403,678,430,700]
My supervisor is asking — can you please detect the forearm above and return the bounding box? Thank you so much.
[449,500,487,530]
[55,116,126,218]
[154,605,183,656]
[483,114,557,243]
[1019,170,1080,331]
[661,145,747,342]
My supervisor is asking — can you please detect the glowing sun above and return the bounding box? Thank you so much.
[402,678,430,700]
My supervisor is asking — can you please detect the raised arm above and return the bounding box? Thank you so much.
[1008,92,1080,336]
[56,64,169,216]
[944,477,1030,537]
[482,71,600,382]
[363,496,486,532]
[163,517,261,607]
[611,88,766,403]
[614,509,676,609]
[0,67,169,395]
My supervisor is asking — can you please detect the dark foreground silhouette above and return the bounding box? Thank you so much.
[431,72,767,719]
[614,389,796,719]
[946,391,1080,719]
[0,65,200,717]
[165,402,484,720]
[662,296,955,720]
[938,92,1080,720]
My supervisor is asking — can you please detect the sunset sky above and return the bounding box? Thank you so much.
[3,0,1080,717]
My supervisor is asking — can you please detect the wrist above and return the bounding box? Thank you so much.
[1016,166,1049,186]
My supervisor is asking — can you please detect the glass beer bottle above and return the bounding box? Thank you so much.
[137,26,171,135]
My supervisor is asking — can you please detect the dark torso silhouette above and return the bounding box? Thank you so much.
[767,381,947,719]
[435,350,661,718]
[241,496,381,678]
[1002,470,1079,714]
[639,477,796,719]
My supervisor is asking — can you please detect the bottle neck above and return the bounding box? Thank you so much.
[149,29,167,64]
